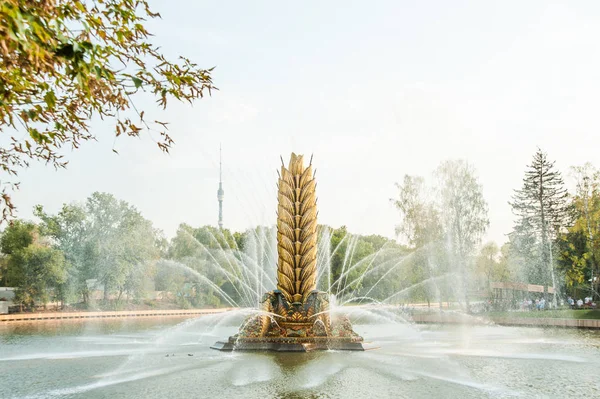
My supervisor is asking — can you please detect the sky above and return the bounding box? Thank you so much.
[11,0,600,245]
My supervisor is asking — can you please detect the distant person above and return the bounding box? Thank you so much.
[568,297,574,308]
[535,298,540,310]
[539,298,545,310]
[577,298,583,308]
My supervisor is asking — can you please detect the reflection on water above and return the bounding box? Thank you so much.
[1,311,600,398]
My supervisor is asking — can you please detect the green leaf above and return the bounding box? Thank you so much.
[44,91,56,108]
[132,77,143,89]
[29,128,41,143]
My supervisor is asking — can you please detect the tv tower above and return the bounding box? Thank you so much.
[217,144,224,229]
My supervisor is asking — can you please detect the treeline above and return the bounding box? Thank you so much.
[2,149,598,312]
[391,149,600,309]
[0,192,408,311]
[0,192,162,310]
[391,159,489,309]
[484,151,600,303]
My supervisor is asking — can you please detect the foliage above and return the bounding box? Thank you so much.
[34,202,87,303]
[0,0,215,220]
[328,226,379,297]
[391,161,488,309]
[83,192,159,302]
[557,163,600,298]
[557,229,589,291]
[167,224,200,259]
[1,221,66,308]
[0,219,35,255]
[193,225,238,251]
[0,220,35,287]
[436,160,489,258]
[509,149,570,294]
[475,241,510,294]
[8,150,600,312]
[435,159,489,310]
[391,175,442,248]
[32,192,160,306]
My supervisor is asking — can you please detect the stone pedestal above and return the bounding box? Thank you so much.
[211,337,365,352]
[212,290,364,352]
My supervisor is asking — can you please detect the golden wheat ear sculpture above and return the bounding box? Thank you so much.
[276,153,318,304]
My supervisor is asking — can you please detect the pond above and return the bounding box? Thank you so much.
[0,312,598,398]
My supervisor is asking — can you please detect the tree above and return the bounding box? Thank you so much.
[475,241,510,296]
[436,159,489,311]
[391,175,443,248]
[34,203,88,305]
[391,174,446,308]
[84,192,159,303]
[0,220,35,256]
[0,1,215,220]
[193,225,237,251]
[509,149,570,306]
[557,163,600,299]
[476,242,498,295]
[557,228,589,298]
[328,226,378,298]
[0,220,36,287]
[168,224,201,260]
[1,221,67,309]
[497,242,519,283]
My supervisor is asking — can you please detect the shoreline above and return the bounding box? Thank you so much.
[411,312,600,330]
[3,308,599,329]
[0,308,234,322]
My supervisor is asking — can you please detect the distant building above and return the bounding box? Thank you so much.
[0,287,15,314]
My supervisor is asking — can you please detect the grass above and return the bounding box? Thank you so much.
[487,309,600,320]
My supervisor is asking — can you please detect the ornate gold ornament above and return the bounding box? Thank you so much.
[276,153,318,304]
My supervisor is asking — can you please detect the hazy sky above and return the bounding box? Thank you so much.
[12,1,600,245]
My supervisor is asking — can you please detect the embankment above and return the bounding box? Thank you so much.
[0,308,234,322]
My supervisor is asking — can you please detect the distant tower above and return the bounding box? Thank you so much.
[217,144,224,229]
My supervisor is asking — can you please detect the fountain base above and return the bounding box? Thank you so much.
[211,336,365,352]
[211,290,365,352]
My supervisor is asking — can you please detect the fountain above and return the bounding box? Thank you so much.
[2,155,598,397]
[211,153,364,351]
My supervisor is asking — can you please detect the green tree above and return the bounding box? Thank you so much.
[0,220,36,287]
[497,242,518,282]
[193,225,237,251]
[168,224,201,260]
[87,192,159,303]
[391,174,446,308]
[509,149,570,305]
[557,229,589,298]
[391,175,442,248]
[475,241,510,297]
[329,226,351,296]
[1,221,67,309]
[557,163,600,299]
[325,225,405,303]
[34,203,87,304]
[0,220,35,256]
[0,0,215,220]
[163,224,242,308]
[436,159,489,312]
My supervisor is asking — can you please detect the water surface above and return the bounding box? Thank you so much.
[0,312,598,398]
